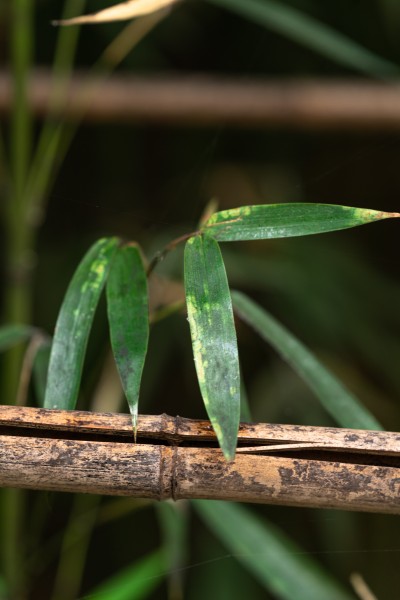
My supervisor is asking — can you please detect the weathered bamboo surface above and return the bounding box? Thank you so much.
[0,405,399,513]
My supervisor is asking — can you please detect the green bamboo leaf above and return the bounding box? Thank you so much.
[232,291,382,430]
[195,501,355,600]
[0,325,34,352]
[106,244,149,433]
[202,203,399,242]
[184,234,240,460]
[87,549,165,600]
[44,237,119,410]
[207,0,399,77]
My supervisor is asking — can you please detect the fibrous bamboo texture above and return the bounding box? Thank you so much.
[0,405,399,513]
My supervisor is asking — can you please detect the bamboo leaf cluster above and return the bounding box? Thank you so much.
[38,203,397,458]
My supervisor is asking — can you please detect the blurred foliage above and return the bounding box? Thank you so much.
[0,1,400,599]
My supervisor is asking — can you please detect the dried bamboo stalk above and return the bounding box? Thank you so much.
[0,406,399,513]
[2,70,400,130]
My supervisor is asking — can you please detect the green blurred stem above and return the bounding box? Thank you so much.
[51,495,100,600]
[1,2,34,596]
[4,0,34,398]
[1,489,26,600]
[11,0,33,206]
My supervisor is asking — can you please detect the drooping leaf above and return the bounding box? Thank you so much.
[106,244,149,433]
[184,234,240,460]
[232,291,382,430]
[208,0,400,77]
[202,203,399,242]
[87,549,165,600]
[44,237,119,410]
[195,501,355,600]
[0,325,34,352]
[53,0,180,25]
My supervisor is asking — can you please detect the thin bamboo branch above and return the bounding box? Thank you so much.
[3,71,400,130]
[0,406,399,513]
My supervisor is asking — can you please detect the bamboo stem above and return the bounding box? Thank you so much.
[0,406,399,514]
[3,71,400,130]
[1,3,34,595]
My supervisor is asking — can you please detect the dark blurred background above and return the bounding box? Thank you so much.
[1,1,400,598]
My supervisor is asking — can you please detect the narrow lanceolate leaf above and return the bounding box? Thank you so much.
[195,501,355,600]
[202,203,399,242]
[88,550,165,600]
[53,0,180,26]
[44,237,119,410]
[106,244,149,433]
[207,0,399,78]
[0,325,34,352]
[232,291,382,430]
[184,235,240,460]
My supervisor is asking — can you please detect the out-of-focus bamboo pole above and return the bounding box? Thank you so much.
[2,70,400,129]
[0,406,399,513]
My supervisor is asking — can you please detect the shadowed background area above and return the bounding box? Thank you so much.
[0,1,400,599]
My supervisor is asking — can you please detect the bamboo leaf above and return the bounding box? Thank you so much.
[106,244,149,433]
[195,501,355,600]
[44,237,119,410]
[53,0,180,26]
[202,203,399,242]
[232,291,382,430]
[208,0,400,77]
[88,549,165,600]
[0,325,34,352]
[184,235,240,460]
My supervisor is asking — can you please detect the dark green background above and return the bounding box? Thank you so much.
[1,1,400,598]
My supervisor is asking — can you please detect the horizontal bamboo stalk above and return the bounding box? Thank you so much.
[2,70,400,130]
[0,406,399,512]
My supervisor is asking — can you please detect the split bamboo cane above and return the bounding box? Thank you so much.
[0,405,399,513]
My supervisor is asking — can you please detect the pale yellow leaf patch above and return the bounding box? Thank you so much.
[53,0,181,26]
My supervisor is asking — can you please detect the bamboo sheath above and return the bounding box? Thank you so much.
[0,406,399,513]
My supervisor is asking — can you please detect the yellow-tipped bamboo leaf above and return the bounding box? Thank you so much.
[232,290,382,430]
[202,203,399,242]
[44,237,119,410]
[184,234,240,460]
[106,244,149,433]
[53,0,180,25]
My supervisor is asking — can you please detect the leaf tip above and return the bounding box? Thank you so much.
[223,448,236,462]
[131,413,138,443]
[362,208,400,222]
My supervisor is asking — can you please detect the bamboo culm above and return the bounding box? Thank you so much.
[0,406,399,514]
